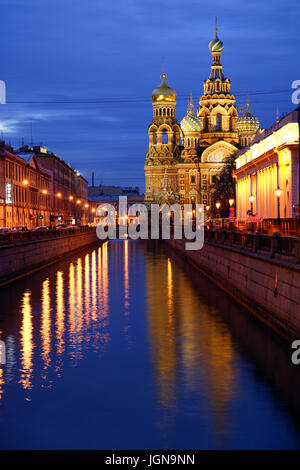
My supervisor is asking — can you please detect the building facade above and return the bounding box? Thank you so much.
[0,142,50,228]
[234,110,299,220]
[144,23,259,209]
[18,146,89,225]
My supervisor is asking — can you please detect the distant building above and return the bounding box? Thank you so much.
[234,109,299,220]
[0,142,50,228]
[18,146,89,225]
[88,194,144,224]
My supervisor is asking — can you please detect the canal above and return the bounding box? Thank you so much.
[0,240,300,449]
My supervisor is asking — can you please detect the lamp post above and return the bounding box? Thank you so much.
[22,179,30,228]
[229,198,235,228]
[215,202,221,219]
[249,194,255,215]
[41,189,48,226]
[275,187,282,222]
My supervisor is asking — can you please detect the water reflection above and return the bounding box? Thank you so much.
[19,291,34,391]
[0,241,299,449]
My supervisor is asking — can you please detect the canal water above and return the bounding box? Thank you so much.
[0,240,300,449]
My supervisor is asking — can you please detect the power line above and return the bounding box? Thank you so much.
[5,88,292,105]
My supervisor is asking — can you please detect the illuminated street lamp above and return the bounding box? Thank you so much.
[215,202,221,219]
[22,179,29,186]
[76,199,81,205]
[69,195,74,201]
[91,208,96,213]
[56,192,62,198]
[275,187,282,221]
[84,203,89,208]
[249,194,255,215]
[42,189,48,195]
[229,198,234,207]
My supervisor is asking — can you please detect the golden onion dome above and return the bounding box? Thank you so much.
[152,74,176,103]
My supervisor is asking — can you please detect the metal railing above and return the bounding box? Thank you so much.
[204,228,300,264]
[0,226,96,246]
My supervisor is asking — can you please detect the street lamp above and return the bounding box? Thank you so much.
[249,194,255,215]
[56,192,62,198]
[22,179,30,228]
[69,195,74,201]
[229,198,234,207]
[275,187,282,221]
[215,202,221,219]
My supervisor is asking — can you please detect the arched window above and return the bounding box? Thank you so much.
[216,114,222,131]
[162,130,168,144]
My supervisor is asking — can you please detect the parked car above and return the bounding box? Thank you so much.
[36,226,49,231]
[0,227,11,233]
[56,223,67,229]
[12,226,28,232]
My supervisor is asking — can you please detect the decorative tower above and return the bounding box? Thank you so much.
[180,92,203,161]
[237,91,259,147]
[197,18,239,146]
[144,60,181,202]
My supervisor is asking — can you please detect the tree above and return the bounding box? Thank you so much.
[210,153,236,218]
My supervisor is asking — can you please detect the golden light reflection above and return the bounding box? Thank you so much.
[85,254,91,330]
[97,242,110,348]
[146,253,236,433]
[19,290,34,390]
[124,240,129,314]
[102,243,109,317]
[76,258,83,355]
[41,279,51,374]
[167,258,174,327]
[0,367,4,401]
[56,271,65,358]
[91,250,97,322]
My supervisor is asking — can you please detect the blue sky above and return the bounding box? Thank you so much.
[0,0,299,191]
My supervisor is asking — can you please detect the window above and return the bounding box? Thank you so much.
[216,114,222,131]
[162,131,168,144]
[191,176,196,184]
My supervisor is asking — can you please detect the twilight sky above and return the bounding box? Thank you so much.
[0,0,299,191]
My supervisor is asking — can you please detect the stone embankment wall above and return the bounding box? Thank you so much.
[165,235,300,341]
[0,227,99,285]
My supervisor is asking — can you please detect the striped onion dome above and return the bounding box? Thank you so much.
[209,19,224,52]
[209,35,224,52]
[237,96,259,133]
[181,98,203,133]
[237,110,259,133]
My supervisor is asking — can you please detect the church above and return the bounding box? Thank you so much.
[144,22,259,208]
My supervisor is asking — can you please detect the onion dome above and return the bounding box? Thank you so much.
[180,94,203,133]
[237,94,259,133]
[152,74,176,103]
[209,18,224,52]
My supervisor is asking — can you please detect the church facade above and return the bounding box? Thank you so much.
[144,23,259,209]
